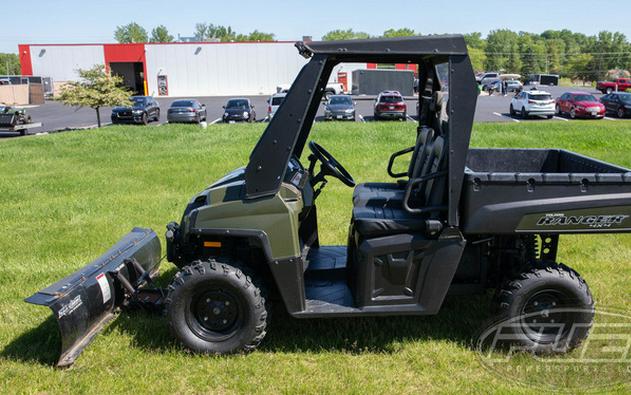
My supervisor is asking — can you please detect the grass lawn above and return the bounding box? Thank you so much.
[0,120,630,393]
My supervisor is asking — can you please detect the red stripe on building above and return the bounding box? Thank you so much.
[18,44,33,75]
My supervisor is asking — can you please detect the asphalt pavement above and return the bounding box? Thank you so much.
[0,84,613,138]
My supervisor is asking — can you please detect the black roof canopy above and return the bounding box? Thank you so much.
[244,35,477,226]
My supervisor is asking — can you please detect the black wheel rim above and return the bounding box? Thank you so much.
[520,289,573,344]
[186,283,245,342]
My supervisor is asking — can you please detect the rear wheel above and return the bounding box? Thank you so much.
[618,107,626,118]
[555,104,561,115]
[495,261,594,353]
[165,260,268,354]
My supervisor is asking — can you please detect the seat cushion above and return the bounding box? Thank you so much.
[352,182,406,207]
[352,206,426,238]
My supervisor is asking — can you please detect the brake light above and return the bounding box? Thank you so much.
[188,107,196,113]
[268,105,272,113]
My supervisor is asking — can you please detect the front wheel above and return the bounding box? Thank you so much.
[141,113,148,125]
[618,107,626,118]
[494,261,594,354]
[510,105,516,116]
[165,260,268,354]
[521,107,528,119]
[570,108,576,119]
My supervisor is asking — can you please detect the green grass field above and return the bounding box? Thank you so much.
[1,121,630,393]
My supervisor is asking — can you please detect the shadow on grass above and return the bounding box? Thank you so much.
[1,266,493,365]
[1,315,61,365]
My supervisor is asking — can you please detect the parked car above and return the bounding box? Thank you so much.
[111,96,160,125]
[374,91,407,120]
[267,93,286,119]
[505,79,523,92]
[555,92,605,119]
[600,92,631,118]
[324,82,345,98]
[323,95,356,121]
[167,99,207,124]
[223,98,256,123]
[510,90,555,119]
[596,78,631,95]
[0,78,11,86]
[476,72,499,84]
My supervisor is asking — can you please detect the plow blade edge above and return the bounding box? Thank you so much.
[25,227,161,367]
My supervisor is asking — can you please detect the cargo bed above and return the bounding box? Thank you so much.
[462,148,631,234]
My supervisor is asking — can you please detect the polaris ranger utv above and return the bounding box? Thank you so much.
[26,35,631,367]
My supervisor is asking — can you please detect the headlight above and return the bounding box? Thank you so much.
[132,109,143,114]
[576,105,585,110]
[345,109,354,113]
[243,111,249,117]
[224,112,229,117]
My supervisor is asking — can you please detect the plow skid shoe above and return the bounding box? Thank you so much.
[25,227,161,367]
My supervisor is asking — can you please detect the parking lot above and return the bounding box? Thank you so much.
[0,84,618,138]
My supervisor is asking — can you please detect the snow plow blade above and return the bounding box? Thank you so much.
[25,227,161,367]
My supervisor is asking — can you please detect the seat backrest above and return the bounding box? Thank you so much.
[406,135,444,208]
[406,127,434,178]
[423,135,449,215]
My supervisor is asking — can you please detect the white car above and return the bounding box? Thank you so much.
[510,90,555,119]
[477,72,499,84]
[267,92,286,119]
[276,82,344,97]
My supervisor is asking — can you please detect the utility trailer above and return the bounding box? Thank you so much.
[0,122,43,136]
[25,35,631,367]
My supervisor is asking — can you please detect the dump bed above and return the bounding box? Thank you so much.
[462,148,631,234]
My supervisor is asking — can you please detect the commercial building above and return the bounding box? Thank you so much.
[18,41,309,97]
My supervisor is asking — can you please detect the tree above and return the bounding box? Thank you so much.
[245,30,275,41]
[58,65,131,127]
[464,32,485,49]
[382,28,416,38]
[322,29,370,41]
[0,53,20,75]
[150,25,174,43]
[114,22,148,43]
[485,29,520,71]
[468,47,486,72]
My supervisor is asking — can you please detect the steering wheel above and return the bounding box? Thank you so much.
[308,141,356,187]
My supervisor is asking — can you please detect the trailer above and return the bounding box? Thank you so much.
[0,122,42,136]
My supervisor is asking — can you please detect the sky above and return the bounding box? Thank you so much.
[3,0,631,53]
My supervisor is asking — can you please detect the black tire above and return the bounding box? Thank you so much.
[141,113,148,125]
[154,110,160,122]
[165,260,268,354]
[510,105,516,116]
[521,107,528,119]
[569,107,576,119]
[555,104,561,116]
[495,261,594,354]
[618,107,625,118]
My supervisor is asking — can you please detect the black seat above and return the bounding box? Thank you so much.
[352,127,434,207]
[352,136,447,239]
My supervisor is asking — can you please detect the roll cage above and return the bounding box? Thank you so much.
[244,35,478,227]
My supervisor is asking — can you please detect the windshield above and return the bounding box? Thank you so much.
[226,99,249,109]
[529,94,552,101]
[329,96,352,105]
[131,97,146,106]
[271,97,284,106]
[172,100,194,107]
[572,94,597,102]
[618,94,631,104]
[380,95,402,103]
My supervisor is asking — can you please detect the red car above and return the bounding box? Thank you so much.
[373,91,407,120]
[555,92,605,119]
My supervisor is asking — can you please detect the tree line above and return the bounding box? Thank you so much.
[114,22,274,44]
[322,28,631,82]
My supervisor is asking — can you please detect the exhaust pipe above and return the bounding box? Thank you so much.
[25,227,162,367]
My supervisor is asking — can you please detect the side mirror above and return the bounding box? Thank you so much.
[266,99,270,104]
[222,105,226,109]
[251,105,255,109]
[201,104,206,108]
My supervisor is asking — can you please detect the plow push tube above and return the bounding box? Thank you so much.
[25,227,161,367]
